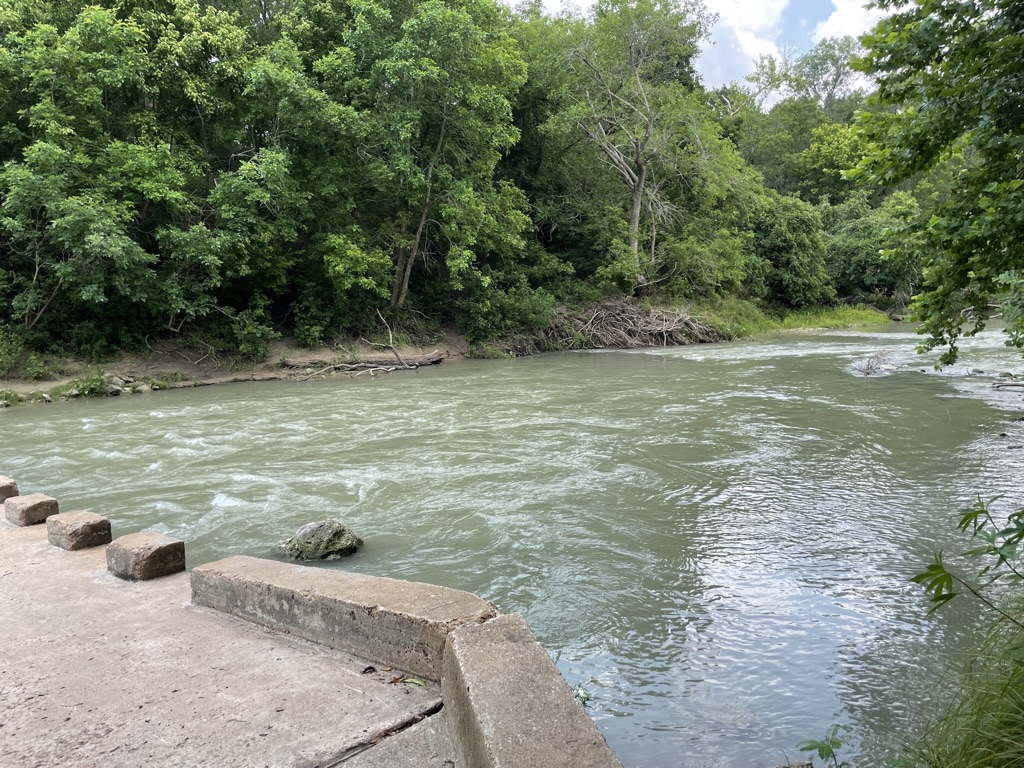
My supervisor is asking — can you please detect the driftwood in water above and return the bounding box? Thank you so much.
[993,379,1024,390]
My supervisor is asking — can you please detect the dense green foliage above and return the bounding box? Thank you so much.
[905,498,1024,768]
[854,0,1024,364]
[0,0,921,363]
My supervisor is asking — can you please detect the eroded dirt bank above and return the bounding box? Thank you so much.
[0,333,471,403]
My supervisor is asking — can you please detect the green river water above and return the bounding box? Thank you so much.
[4,326,1024,767]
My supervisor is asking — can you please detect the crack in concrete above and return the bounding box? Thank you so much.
[323,700,444,766]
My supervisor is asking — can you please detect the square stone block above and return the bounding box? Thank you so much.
[47,511,112,551]
[0,475,19,503]
[107,532,186,581]
[4,493,59,526]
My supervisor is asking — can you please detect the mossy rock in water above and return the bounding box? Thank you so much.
[279,520,363,560]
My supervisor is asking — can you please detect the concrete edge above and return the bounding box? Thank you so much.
[191,558,622,765]
[190,555,497,681]
[442,613,623,768]
[0,474,622,765]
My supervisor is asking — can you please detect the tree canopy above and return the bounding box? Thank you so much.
[0,0,939,364]
[854,0,1024,363]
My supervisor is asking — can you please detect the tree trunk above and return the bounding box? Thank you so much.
[389,219,410,307]
[390,115,448,308]
[628,162,646,269]
[391,194,431,308]
[389,199,425,311]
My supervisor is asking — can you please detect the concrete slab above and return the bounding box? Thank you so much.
[443,613,623,768]
[0,523,453,768]
[4,492,58,526]
[0,475,18,503]
[343,711,454,768]
[192,555,497,680]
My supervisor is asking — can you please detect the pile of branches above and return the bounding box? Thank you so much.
[539,297,726,351]
[490,298,725,355]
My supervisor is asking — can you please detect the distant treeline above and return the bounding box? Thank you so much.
[0,0,962,363]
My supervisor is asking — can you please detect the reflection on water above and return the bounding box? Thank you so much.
[3,327,1024,766]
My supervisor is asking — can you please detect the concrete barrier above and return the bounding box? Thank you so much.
[443,613,623,768]
[107,531,186,580]
[191,555,497,681]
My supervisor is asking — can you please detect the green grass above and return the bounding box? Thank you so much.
[774,305,893,331]
[689,298,780,338]
[896,608,1024,768]
[691,298,892,339]
[0,389,24,406]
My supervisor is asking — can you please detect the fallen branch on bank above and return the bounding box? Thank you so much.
[286,349,446,380]
[299,363,397,380]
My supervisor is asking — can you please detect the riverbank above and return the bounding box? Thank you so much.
[0,301,893,407]
[0,332,472,405]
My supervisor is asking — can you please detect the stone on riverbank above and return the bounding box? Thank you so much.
[47,511,112,550]
[0,476,19,503]
[279,520,363,560]
[107,532,186,580]
[5,493,58,526]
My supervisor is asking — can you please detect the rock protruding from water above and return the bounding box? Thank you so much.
[279,520,363,560]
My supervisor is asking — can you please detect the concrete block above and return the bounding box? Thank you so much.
[442,614,622,768]
[191,555,497,680]
[0,475,18,503]
[4,493,59,526]
[107,532,185,580]
[47,511,112,551]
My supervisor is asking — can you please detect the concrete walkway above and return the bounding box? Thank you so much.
[0,522,454,767]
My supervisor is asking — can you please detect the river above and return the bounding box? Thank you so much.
[3,326,1024,767]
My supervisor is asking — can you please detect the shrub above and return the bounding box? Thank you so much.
[232,307,279,360]
[71,370,107,397]
[904,497,1024,767]
[0,323,25,377]
[463,282,555,342]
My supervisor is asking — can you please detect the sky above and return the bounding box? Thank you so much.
[695,0,886,88]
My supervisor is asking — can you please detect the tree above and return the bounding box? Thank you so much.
[854,0,1024,363]
[747,192,835,309]
[739,97,828,196]
[820,191,921,304]
[561,0,711,288]
[791,36,864,120]
[0,0,538,352]
[304,0,530,310]
[0,0,279,348]
[797,121,866,203]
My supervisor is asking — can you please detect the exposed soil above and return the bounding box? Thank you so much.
[0,332,471,400]
[0,299,723,404]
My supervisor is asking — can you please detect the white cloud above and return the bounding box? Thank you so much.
[813,0,885,41]
[697,0,789,88]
